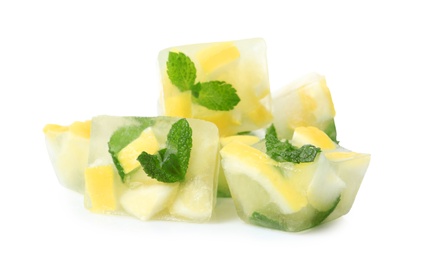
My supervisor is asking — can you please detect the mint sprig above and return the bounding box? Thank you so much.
[265,124,321,164]
[138,118,192,183]
[166,51,240,111]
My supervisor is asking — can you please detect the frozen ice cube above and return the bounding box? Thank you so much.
[43,120,90,194]
[272,73,337,142]
[220,126,370,232]
[157,38,272,137]
[84,116,220,222]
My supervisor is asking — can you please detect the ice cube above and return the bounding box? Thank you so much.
[43,120,90,194]
[272,73,337,142]
[84,116,220,222]
[220,126,370,232]
[157,38,273,137]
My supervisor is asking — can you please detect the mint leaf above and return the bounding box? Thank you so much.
[167,52,196,92]
[265,124,321,164]
[137,152,165,181]
[266,124,278,139]
[250,212,285,230]
[138,152,183,183]
[165,118,192,176]
[161,153,183,181]
[194,81,240,111]
[249,197,340,231]
[138,118,192,183]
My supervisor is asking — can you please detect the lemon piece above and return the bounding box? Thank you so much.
[43,124,69,134]
[69,120,91,138]
[84,165,117,213]
[197,42,240,74]
[120,183,178,220]
[164,91,192,117]
[220,142,307,214]
[292,126,336,150]
[197,111,241,137]
[117,127,159,174]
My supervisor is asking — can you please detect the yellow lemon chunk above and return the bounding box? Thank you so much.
[197,42,240,74]
[164,91,192,117]
[117,127,159,174]
[120,183,178,220]
[292,126,337,150]
[197,110,241,137]
[69,120,91,138]
[84,165,117,213]
[44,120,91,138]
[43,124,69,134]
[220,142,307,215]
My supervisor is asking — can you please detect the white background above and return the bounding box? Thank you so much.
[1,0,420,259]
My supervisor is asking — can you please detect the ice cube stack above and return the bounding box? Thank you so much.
[43,38,370,231]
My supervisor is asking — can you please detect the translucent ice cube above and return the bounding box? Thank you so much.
[84,116,220,222]
[272,73,337,142]
[220,126,370,232]
[157,38,273,137]
[43,120,91,193]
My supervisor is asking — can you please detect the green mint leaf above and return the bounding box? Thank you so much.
[266,124,278,139]
[138,118,192,183]
[165,118,192,177]
[167,52,196,92]
[249,197,340,231]
[236,131,252,135]
[138,151,183,183]
[265,124,321,164]
[194,81,240,111]
[137,152,164,181]
[249,212,285,230]
[161,153,184,182]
